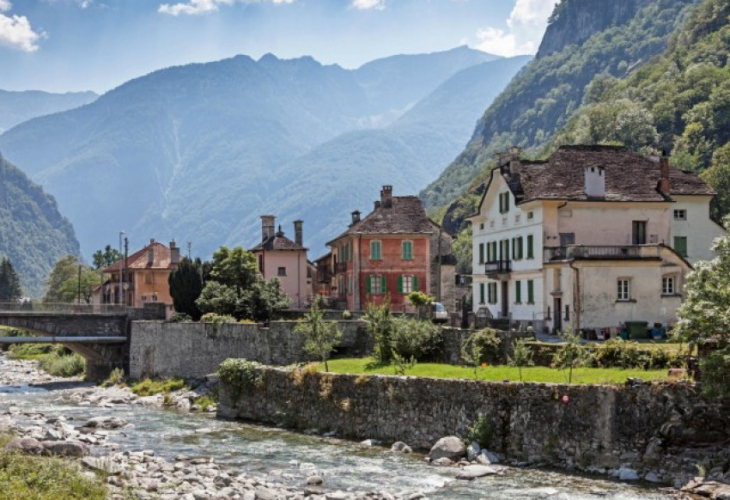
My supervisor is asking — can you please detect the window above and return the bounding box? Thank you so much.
[527,211,534,220]
[347,275,353,294]
[277,267,286,276]
[662,276,676,295]
[515,214,521,224]
[674,209,687,221]
[499,192,510,213]
[565,305,570,321]
[478,243,485,264]
[617,279,631,301]
[145,273,154,284]
[518,237,524,260]
[527,279,534,304]
[367,274,385,295]
[527,234,534,259]
[402,240,413,260]
[487,282,498,304]
[398,275,417,294]
[511,238,516,260]
[674,236,688,257]
[479,283,485,305]
[491,242,497,262]
[479,223,485,230]
[632,221,647,245]
[370,240,381,260]
[515,280,522,304]
[490,220,495,229]
[486,242,491,263]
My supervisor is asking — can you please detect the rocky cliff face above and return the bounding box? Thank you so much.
[537,0,639,57]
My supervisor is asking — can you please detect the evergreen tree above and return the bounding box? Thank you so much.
[0,257,23,301]
[168,257,204,320]
[92,245,124,270]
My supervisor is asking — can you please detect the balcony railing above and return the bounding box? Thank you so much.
[334,262,347,273]
[484,260,511,275]
[544,245,662,262]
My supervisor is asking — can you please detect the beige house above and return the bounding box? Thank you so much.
[250,216,309,309]
[470,145,725,335]
[93,239,180,311]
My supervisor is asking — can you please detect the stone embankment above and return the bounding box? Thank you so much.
[218,365,730,495]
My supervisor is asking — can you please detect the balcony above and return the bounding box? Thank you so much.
[484,260,511,276]
[544,245,662,262]
[334,262,347,273]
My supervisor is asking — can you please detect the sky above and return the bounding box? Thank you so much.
[0,0,556,94]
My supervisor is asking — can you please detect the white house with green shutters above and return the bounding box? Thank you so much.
[469,145,724,335]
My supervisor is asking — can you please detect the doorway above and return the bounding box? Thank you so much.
[553,297,562,332]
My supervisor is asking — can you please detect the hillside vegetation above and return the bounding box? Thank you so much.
[421,0,698,213]
[0,153,80,297]
[0,89,97,134]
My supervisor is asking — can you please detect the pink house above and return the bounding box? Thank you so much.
[250,216,309,309]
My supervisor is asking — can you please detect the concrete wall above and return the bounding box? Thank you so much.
[219,367,730,485]
[129,320,370,379]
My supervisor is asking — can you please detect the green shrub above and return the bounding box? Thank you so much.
[466,328,502,364]
[342,309,352,320]
[8,343,57,360]
[588,339,684,369]
[200,313,237,324]
[508,338,535,381]
[700,347,730,398]
[364,300,396,362]
[101,368,126,387]
[167,313,193,323]
[466,414,493,448]
[390,317,442,361]
[37,351,85,377]
[218,359,264,399]
[131,377,187,396]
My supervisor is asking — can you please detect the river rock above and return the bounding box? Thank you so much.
[176,398,191,413]
[254,487,277,500]
[618,468,639,481]
[84,416,127,429]
[391,441,413,454]
[429,436,466,461]
[82,456,122,475]
[42,440,90,457]
[307,476,323,486]
[432,457,453,466]
[456,464,497,480]
[466,441,480,461]
[4,437,44,455]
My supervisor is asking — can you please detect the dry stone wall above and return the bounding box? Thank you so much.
[218,366,730,486]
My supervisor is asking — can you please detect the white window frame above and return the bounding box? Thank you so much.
[402,275,414,294]
[371,274,383,295]
[662,275,676,295]
[674,209,687,221]
[617,278,631,301]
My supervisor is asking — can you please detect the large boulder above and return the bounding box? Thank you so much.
[4,437,44,455]
[42,440,90,457]
[456,464,498,480]
[83,416,127,429]
[429,436,466,461]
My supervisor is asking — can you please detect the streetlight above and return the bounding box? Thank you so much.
[119,231,125,306]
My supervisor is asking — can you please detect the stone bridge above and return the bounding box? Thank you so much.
[0,303,167,380]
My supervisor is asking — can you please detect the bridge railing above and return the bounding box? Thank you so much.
[0,302,132,315]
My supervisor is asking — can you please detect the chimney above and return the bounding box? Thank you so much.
[584,166,606,197]
[351,210,361,225]
[509,146,522,175]
[658,154,671,195]
[147,240,155,266]
[261,215,275,242]
[381,185,393,208]
[293,220,303,247]
[374,200,381,210]
[170,240,180,265]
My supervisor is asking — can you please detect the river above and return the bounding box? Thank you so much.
[0,354,671,499]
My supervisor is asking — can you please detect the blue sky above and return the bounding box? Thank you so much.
[0,0,555,93]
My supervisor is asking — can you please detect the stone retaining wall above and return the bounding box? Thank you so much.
[218,366,730,486]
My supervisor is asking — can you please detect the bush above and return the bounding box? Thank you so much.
[8,343,57,360]
[700,347,730,398]
[390,318,442,361]
[588,339,684,369]
[218,359,264,399]
[131,378,187,396]
[364,300,396,362]
[167,313,193,323]
[37,351,85,377]
[101,368,126,387]
[200,313,237,324]
[466,415,493,448]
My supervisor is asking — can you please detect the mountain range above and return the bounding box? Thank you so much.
[0,90,98,135]
[0,46,525,260]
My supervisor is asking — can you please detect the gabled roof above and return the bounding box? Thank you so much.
[103,241,175,273]
[476,145,715,214]
[250,231,307,252]
[327,195,434,245]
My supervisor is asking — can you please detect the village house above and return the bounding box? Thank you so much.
[324,185,456,312]
[469,145,725,335]
[249,216,309,309]
[93,239,180,313]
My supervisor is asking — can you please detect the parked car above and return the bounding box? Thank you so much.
[431,302,448,323]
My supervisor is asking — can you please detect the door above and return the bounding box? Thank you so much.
[559,233,575,247]
[632,221,647,245]
[554,297,562,333]
[501,281,509,318]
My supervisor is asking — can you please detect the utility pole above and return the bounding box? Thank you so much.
[119,231,125,306]
[187,242,192,260]
[77,264,82,305]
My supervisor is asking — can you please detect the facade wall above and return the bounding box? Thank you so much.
[258,250,309,308]
[671,195,725,263]
[131,269,173,308]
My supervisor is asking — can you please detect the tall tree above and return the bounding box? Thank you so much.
[44,255,101,304]
[0,257,22,301]
[294,298,342,371]
[92,245,123,270]
[168,257,204,320]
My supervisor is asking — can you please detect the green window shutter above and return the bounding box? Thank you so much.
[516,280,521,303]
[528,280,534,304]
[397,275,403,294]
[505,193,509,212]
[480,283,485,304]
[479,243,485,264]
[366,276,371,294]
[499,194,503,213]
[527,234,534,259]
[413,276,419,292]
[486,242,491,262]
[402,241,412,260]
[512,238,516,260]
[674,237,688,257]
[518,237,524,260]
[492,242,497,261]
[381,275,387,294]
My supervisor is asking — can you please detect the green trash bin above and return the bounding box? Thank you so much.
[625,321,649,340]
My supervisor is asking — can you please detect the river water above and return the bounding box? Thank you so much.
[0,370,671,499]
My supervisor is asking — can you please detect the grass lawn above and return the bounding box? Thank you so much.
[319,358,669,385]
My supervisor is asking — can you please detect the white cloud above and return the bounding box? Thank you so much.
[473,0,555,57]
[0,2,44,52]
[159,0,295,16]
[351,0,386,10]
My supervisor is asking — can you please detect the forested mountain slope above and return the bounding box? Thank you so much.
[421,0,699,212]
[0,153,80,297]
[0,90,97,135]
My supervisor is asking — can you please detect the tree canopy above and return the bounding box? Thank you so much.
[43,255,101,304]
[0,257,22,301]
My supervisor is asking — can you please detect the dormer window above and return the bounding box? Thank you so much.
[499,192,510,213]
